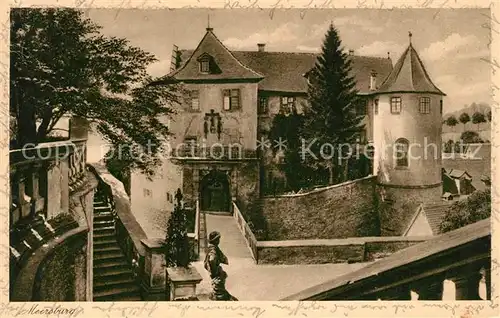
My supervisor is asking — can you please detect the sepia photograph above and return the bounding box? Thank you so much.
[8,7,492,303]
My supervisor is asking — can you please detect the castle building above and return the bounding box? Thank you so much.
[130,27,444,227]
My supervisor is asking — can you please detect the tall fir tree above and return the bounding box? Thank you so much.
[301,23,365,184]
[164,189,191,268]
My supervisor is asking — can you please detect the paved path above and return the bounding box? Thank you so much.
[204,213,254,261]
[193,212,370,300]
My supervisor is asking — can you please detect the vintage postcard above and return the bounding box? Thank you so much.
[3,1,499,317]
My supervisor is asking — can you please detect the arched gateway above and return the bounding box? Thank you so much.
[200,170,231,212]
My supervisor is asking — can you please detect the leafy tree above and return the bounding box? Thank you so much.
[164,189,191,268]
[301,23,364,184]
[459,112,471,131]
[10,8,180,177]
[472,111,487,131]
[487,110,492,122]
[445,115,458,132]
[460,131,483,144]
[439,189,491,233]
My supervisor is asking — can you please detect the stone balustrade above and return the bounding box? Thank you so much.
[10,141,74,229]
[282,218,491,301]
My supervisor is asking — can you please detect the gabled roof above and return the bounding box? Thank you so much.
[404,201,452,236]
[448,169,472,179]
[421,202,452,235]
[178,50,393,94]
[377,43,445,95]
[170,29,264,81]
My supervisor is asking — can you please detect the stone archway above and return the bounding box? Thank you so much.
[200,169,231,212]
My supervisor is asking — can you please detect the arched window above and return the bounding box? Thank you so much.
[395,138,410,167]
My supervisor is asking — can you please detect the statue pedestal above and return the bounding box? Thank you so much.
[167,266,203,301]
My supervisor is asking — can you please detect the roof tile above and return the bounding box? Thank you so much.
[179,50,393,93]
[377,44,445,95]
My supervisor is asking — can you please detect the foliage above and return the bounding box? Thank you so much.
[458,112,471,129]
[471,111,487,131]
[443,139,454,153]
[460,131,483,144]
[439,189,491,233]
[10,8,180,176]
[268,112,317,192]
[301,23,365,184]
[164,189,191,268]
[445,115,458,130]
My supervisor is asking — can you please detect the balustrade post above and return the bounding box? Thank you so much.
[141,238,167,301]
[484,262,491,300]
[60,157,70,214]
[412,275,444,300]
[449,267,483,300]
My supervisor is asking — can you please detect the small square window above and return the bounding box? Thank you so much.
[223,89,240,110]
[419,97,431,114]
[189,90,199,110]
[390,97,402,114]
[259,97,268,114]
[280,96,296,114]
[356,99,367,116]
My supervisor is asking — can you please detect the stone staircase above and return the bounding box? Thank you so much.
[92,195,142,301]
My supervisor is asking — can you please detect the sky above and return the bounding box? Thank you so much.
[85,8,492,114]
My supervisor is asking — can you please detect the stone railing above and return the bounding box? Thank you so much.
[256,236,431,265]
[233,201,258,261]
[172,144,257,160]
[89,163,185,301]
[282,218,491,300]
[68,139,87,192]
[10,141,74,229]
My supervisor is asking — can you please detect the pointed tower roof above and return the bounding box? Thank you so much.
[377,34,445,96]
[169,28,264,81]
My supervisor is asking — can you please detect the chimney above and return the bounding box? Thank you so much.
[257,43,266,52]
[370,70,377,91]
[349,49,354,55]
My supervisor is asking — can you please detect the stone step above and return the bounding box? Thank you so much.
[94,258,129,269]
[94,206,112,213]
[94,226,115,235]
[94,245,121,254]
[93,220,115,228]
[94,276,137,290]
[94,267,134,279]
[93,238,118,249]
[93,201,109,207]
[93,284,141,301]
[94,213,114,222]
[94,250,124,261]
[93,232,116,240]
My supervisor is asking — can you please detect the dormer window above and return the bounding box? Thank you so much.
[200,60,209,73]
[197,53,217,74]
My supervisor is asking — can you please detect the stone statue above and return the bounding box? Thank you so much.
[204,231,238,301]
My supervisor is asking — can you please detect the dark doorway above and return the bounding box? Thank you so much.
[200,170,230,212]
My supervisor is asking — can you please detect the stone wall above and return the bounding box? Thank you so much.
[260,176,379,240]
[256,236,430,265]
[32,229,88,301]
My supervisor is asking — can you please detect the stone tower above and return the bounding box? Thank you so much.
[372,33,446,235]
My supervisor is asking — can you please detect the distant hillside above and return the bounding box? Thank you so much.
[442,102,491,142]
[443,102,490,120]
